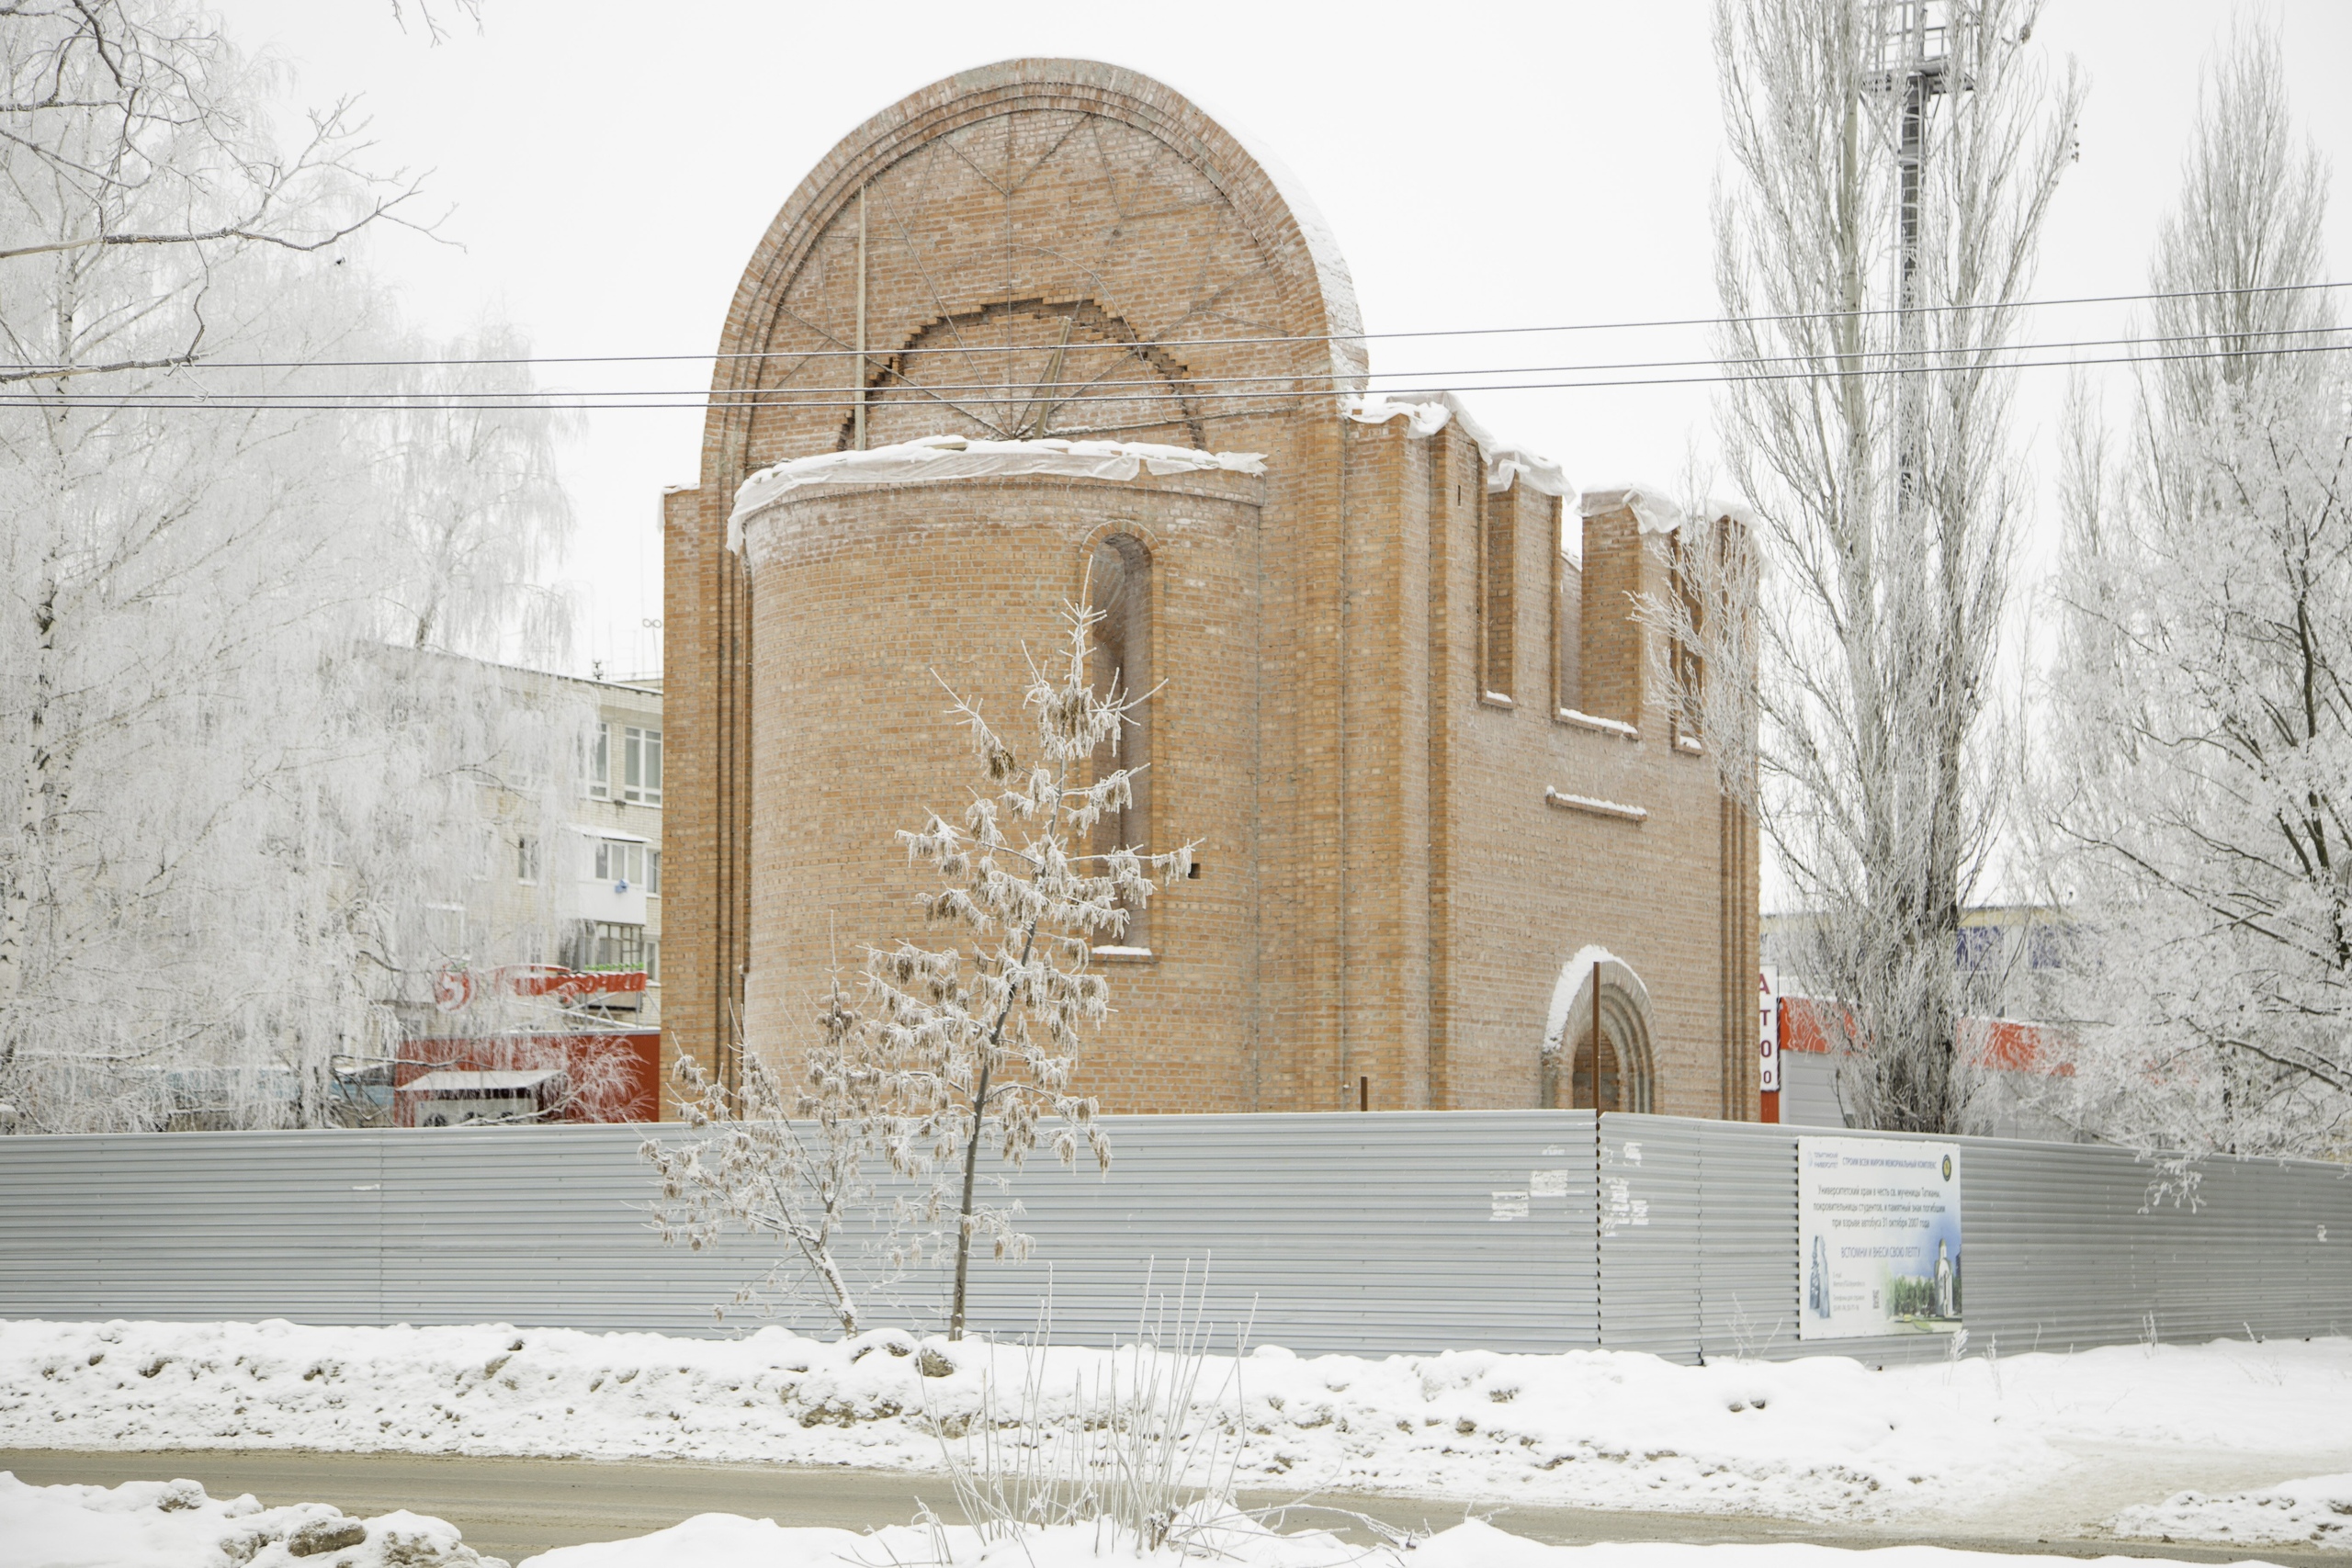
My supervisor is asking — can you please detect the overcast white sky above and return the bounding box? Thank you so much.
[219,0,2352,684]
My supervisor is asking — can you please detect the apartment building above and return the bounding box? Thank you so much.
[390,665,666,1125]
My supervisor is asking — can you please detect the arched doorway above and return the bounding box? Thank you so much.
[1540,950,1657,1112]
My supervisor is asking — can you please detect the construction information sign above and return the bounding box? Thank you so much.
[1797,1136,1963,1340]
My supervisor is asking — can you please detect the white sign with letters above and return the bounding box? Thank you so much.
[1797,1136,1962,1339]
[1758,968,1781,1093]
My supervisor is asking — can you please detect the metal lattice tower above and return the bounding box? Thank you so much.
[1864,1,1955,314]
[1861,2,1975,501]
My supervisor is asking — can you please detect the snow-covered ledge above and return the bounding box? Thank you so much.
[1341,391,1574,500]
[1579,484,1761,541]
[1557,707,1639,741]
[1578,483,1686,537]
[726,434,1268,552]
[1545,787,1648,823]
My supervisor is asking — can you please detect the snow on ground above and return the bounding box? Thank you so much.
[0,1471,499,1568]
[2110,1474,2352,1550]
[516,1514,2286,1568]
[6,1319,2352,1529]
[0,1480,2294,1568]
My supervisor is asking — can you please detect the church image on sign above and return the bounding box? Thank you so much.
[660,58,1760,1118]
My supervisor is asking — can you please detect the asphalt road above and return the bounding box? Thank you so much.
[0,1449,2326,1565]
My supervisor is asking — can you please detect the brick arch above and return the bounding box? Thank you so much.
[1072,516,1165,600]
[841,296,1206,451]
[1542,953,1658,1113]
[699,56,1366,483]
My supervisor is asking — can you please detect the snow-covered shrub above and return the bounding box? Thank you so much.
[644,980,892,1336]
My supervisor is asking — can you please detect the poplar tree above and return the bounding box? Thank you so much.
[1676,0,2080,1132]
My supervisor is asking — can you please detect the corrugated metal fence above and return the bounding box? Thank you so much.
[1,1111,2346,1359]
[0,1111,1597,1356]
[1599,1114,2352,1363]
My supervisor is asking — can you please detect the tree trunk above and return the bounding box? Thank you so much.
[945,922,1036,1339]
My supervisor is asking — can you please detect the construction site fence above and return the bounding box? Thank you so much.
[1,1111,2345,1361]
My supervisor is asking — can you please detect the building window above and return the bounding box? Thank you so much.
[1552,498,1581,716]
[593,839,659,892]
[1480,476,1516,703]
[623,726,662,805]
[584,722,610,799]
[563,919,646,974]
[1087,532,1152,948]
[514,835,541,884]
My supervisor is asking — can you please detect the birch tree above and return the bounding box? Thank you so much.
[1687,0,2080,1132]
[2040,22,2352,1157]
[0,0,576,1131]
[873,602,1193,1338]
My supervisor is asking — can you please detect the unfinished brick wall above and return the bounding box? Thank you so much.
[664,58,1758,1119]
[736,470,1266,1111]
[1577,497,1651,728]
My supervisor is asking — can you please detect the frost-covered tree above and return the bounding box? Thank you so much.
[644,983,888,1335]
[643,601,1191,1338]
[380,325,578,661]
[1687,0,2080,1133]
[871,601,1193,1338]
[2040,22,2352,1158]
[0,0,576,1132]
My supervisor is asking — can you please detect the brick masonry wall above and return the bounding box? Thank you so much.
[1340,416,1758,1116]
[665,58,1758,1118]
[663,59,1363,1111]
[737,471,1266,1111]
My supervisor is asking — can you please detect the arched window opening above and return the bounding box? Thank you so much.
[1552,497,1581,716]
[1573,1024,1623,1111]
[1087,533,1153,947]
[1540,954,1658,1113]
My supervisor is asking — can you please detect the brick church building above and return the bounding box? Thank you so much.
[662,59,1760,1117]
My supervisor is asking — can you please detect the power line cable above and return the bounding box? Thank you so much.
[3,279,2344,377]
[8,336,2349,412]
[12,321,2343,405]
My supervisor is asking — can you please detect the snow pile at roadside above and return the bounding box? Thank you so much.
[5,1481,2278,1568]
[8,1318,2352,1525]
[1,1471,503,1568]
[520,1513,2287,1568]
[2109,1473,2352,1550]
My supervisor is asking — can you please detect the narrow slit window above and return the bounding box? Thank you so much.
[1553,497,1581,716]
[1669,536,1705,748]
[1480,478,1517,702]
[1087,535,1153,949]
